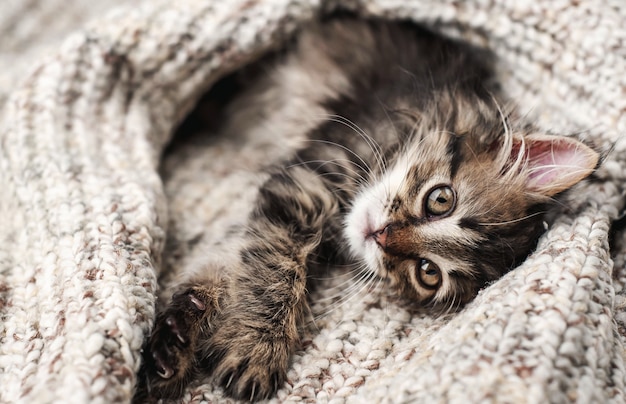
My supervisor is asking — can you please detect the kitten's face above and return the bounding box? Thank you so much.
[344,97,598,310]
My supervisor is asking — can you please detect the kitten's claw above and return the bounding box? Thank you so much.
[138,286,221,399]
[204,324,290,401]
[153,351,174,379]
[165,316,188,345]
[189,294,206,311]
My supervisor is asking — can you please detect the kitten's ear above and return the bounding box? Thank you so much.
[516,134,599,197]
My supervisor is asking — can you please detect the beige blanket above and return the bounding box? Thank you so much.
[1,0,625,402]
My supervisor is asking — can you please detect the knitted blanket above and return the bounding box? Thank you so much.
[1,0,625,402]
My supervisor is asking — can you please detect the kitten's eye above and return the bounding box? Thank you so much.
[425,185,455,216]
[418,259,441,289]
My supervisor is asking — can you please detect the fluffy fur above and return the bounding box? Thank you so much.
[135,17,598,401]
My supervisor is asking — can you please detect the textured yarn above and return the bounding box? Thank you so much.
[1,0,625,403]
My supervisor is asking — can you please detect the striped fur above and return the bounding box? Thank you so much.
[138,17,598,401]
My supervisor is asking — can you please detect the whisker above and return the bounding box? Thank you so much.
[311,265,378,320]
[286,158,372,189]
[318,114,387,176]
[303,134,374,182]
[314,265,373,305]
[477,211,546,226]
[310,265,371,292]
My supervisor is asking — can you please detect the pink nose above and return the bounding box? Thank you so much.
[372,225,389,249]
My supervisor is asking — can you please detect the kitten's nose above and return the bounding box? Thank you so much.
[372,225,389,249]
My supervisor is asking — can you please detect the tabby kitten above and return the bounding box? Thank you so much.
[138,17,599,401]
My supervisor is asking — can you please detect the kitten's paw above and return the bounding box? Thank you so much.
[142,286,219,398]
[204,325,291,401]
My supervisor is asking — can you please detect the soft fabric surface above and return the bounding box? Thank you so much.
[1,0,625,402]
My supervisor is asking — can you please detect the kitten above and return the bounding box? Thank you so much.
[137,17,599,401]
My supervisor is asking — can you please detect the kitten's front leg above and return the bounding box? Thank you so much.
[140,166,341,400]
[202,167,340,400]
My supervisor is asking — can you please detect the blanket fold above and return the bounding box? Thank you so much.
[1,0,625,402]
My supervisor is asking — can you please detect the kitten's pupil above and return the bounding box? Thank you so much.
[425,185,455,216]
[418,259,441,288]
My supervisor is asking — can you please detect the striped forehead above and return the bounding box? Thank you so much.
[393,136,455,195]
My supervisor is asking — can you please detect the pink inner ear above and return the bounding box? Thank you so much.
[526,141,566,185]
[522,135,598,196]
